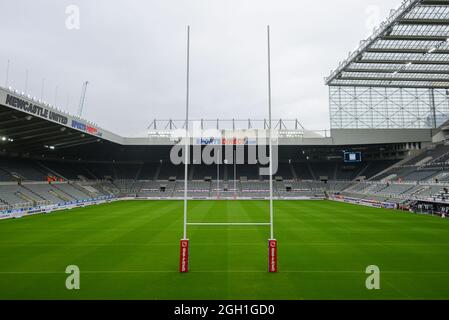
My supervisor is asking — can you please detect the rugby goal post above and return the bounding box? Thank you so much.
[179,25,277,273]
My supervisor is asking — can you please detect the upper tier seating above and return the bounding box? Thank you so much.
[0,159,48,181]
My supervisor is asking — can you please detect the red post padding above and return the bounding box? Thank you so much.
[179,239,189,273]
[268,239,277,273]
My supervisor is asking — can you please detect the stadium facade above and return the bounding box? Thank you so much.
[1,0,449,219]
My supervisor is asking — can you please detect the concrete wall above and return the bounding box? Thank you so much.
[330,128,433,145]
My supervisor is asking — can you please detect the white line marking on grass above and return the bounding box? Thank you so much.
[187,223,271,226]
[1,242,449,247]
[2,270,449,275]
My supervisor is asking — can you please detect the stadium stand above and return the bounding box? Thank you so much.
[4,154,445,209]
[137,163,159,180]
[0,158,48,181]
[3,150,449,213]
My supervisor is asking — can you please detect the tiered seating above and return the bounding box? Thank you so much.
[158,163,185,180]
[138,163,159,180]
[310,162,336,179]
[403,143,449,166]
[0,185,32,207]
[373,166,416,181]
[402,170,437,181]
[174,181,211,197]
[0,180,120,210]
[85,163,114,179]
[327,181,353,192]
[240,181,270,197]
[376,184,415,197]
[114,163,141,180]
[0,169,13,181]
[237,165,260,180]
[41,161,96,180]
[25,184,66,204]
[276,180,325,198]
[275,163,293,180]
[114,180,144,196]
[432,152,449,164]
[214,180,239,198]
[371,144,449,184]
[4,151,449,205]
[89,180,119,196]
[412,186,444,199]
[360,160,396,179]
[54,184,91,201]
[345,182,371,193]
[335,164,363,180]
[137,180,175,197]
[0,159,47,181]
[191,165,221,180]
[424,144,449,164]
[437,174,449,182]
[291,163,313,180]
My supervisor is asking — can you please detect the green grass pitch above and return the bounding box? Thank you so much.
[1,199,449,300]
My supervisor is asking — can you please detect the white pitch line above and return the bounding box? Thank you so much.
[2,242,449,247]
[2,270,449,275]
[187,222,271,226]
[1,242,449,247]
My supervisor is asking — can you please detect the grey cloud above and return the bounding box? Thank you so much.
[0,0,402,136]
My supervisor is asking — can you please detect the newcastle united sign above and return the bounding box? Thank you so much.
[3,92,102,138]
[4,93,68,126]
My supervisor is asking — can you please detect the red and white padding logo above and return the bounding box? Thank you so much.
[268,239,277,273]
[179,239,189,273]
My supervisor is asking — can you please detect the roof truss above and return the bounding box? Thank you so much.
[326,0,449,89]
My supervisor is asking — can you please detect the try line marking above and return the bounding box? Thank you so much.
[2,270,449,275]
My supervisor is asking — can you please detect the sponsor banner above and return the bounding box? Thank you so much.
[179,239,189,273]
[268,239,277,273]
[71,120,103,137]
[4,93,68,125]
[331,195,397,209]
[196,137,257,145]
[0,196,116,219]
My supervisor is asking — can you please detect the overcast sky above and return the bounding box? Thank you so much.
[0,0,402,136]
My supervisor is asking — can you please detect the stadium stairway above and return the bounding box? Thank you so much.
[355,163,371,179]
[332,164,338,180]
[289,163,297,180]
[71,182,97,199]
[134,164,143,180]
[188,166,195,180]
[153,163,162,180]
[50,189,69,202]
[15,190,40,205]
[20,185,47,203]
[52,184,78,201]
[426,150,449,166]
[47,187,72,202]
[112,165,118,180]
[306,163,316,180]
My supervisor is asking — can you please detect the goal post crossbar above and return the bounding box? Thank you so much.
[187,222,271,226]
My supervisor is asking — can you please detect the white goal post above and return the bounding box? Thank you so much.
[179,26,277,273]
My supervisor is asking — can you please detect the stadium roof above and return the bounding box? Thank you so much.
[325,0,449,89]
